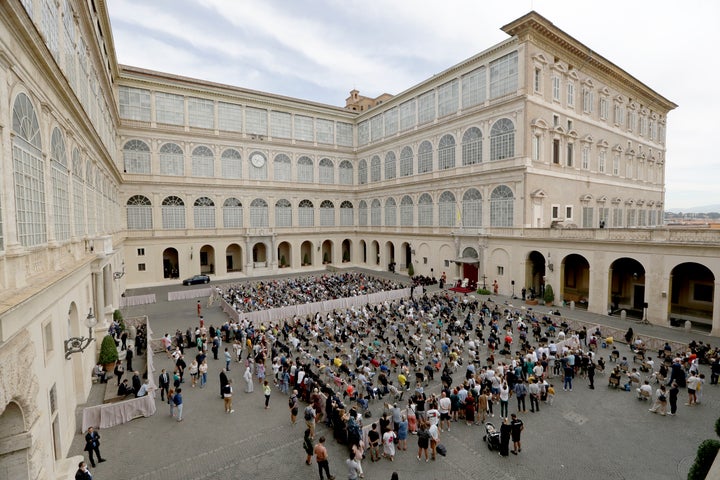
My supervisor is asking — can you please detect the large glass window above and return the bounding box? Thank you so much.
[127,195,152,230]
[319,158,334,184]
[123,139,151,174]
[192,146,214,177]
[489,51,518,99]
[161,196,185,229]
[193,197,215,228]
[41,0,59,60]
[223,198,243,228]
[490,185,514,227]
[298,200,314,227]
[188,97,214,129]
[72,149,84,237]
[12,93,47,246]
[582,206,594,228]
[337,122,353,147]
[384,108,398,136]
[218,102,243,132]
[358,121,369,146]
[294,115,314,142]
[249,152,267,180]
[250,198,268,227]
[385,198,397,226]
[245,107,268,135]
[160,142,184,176]
[462,67,486,108]
[399,99,416,131]
[370,155,381,182]
[320,200,335,226]
[155,92,184,126]
[275,199,292,227]
[221,148,242,179]
[400,147,413,177]
[274,153,291,181]
[370,115,383,142]
[50,128,70,241]
[358,159,368,185]
[316,119,334,144]
[418,193,433,226]
[370,199,381,226]
[358,200,368,226]
[418,141,433,174]
[490,118,515,160]
[438,134,456,170]
[438,79,458,117]
[297,156,314,183]
[400,196,414,226]
[385,152,397,180]
[339,160,353,185]
[340,201,354,226]
[119,86,151,122]
[462,127,482,165]
[438,191,456,227]
[270,111,291,139]
[418,91,436,125]
[462,188,482,227]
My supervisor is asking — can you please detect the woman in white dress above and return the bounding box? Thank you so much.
[382,429,396,461]
[243,365,254,393]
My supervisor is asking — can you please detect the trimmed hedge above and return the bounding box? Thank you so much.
[688,439,720,480]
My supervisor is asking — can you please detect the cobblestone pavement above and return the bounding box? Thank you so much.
[71,274,720,480]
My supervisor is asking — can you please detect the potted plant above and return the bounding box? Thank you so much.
[342,251,350,263]
[98,334,119,373]
[303,253,310,266]
[477,288,492,295]
[113,309,125,333]
[280,255,287,268]
[407,263,415,277]
[544,284,555,307]
[323,252,329,264]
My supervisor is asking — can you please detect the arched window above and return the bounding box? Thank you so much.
[385,152,397,180]
[72,148,85,237]
[12,93,46,246]
[462,188,482,227]
[418,193,433,226]
[275,199,292,227]
[438,191,456,227]
[221,148,242,179]
[490,118,515,160]
[160,142,184,176]
[340,201,354,226]
[385,197,397,226]
[339,160,353,185]
[400,195,414,226]
[162,196,185,229]
[320,200,335,226]
[297,156,314,183]
[193,196,215,228]
[418,141,433,173]
[85,162,96,236]
[192,145,214,177]
[400,146,413,177]
[358,200,368,226]
[250,198,268,227]
[274,153,291,181]
[490,185,514,227]
[223,197,243,228]
[371,199,381,226]
[319,158,334,184]
[298,199,315,227]
[358,159,368,185]
[370,155,381,182]
[123,139,150,174]
[249,152,268,180]
[51,128,70,241]
[462,127,482,165]
[438,135,456,170]
[126,195,152,230]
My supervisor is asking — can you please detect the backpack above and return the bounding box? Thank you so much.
[304,406,315,421]
[289,396,296,408]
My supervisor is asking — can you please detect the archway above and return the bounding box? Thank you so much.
[277,241,291,268]
[609,257,646,316]
[225,244,242,273]
[401,242,412,271]
[385,241,396,271]
[459,247,479,286]
[163,247,179,278]
[0,402,29,480]
[669,262,714,330]
[301,241,313,266]
[561,253,590,307]
[200,244,215,274]
[321,240,333,264]
[252,242,267,267]
[524,251,546,300]
[359,240,367,263]
[371,240,380,266]
[341,239,352,263]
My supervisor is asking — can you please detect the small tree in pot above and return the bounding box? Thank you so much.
[544,284,555,307]
[98,334,119,372]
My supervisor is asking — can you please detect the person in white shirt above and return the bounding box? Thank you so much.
[426,403,440,427]
[637,380,653,400]
[438,392,452,432]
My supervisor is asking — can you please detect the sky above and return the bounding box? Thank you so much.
[106,0,720,211]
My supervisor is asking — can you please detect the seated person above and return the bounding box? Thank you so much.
[619,357,630,371]
[93,364,106,383]
[640,357,654,373]
[610,348,620,362]
[636,380,653,400]
[624,368,641,390]
[608,368,621,388]
[596,357,606,373]
[117,379,134,397]
[136,379,150,397]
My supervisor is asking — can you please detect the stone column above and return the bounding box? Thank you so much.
[711,281,720,337]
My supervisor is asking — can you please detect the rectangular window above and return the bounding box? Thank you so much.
[581,146,590,170]
[43,320,54,355]
[188,97,214,129]
[534,68,542,93]
[399,99,416,131]
[600,97,608,120]
[118,86,151,122]
[566,143,574,167]
[218,102,243,132]
[614,105,624,126]
[137,248,145,256]
[489,51,518,99]
[370,114,383,142]
[462,66,487,108]
[552,139,560,164]
[245,107,267,135]
[565,206,573,220]
[612,154,620,175]
[270,110,292,139]
[531,136,540,162]
[553,114,559,127]
[358,121,369,146]
[316,118,334,144]
[612,207,623,227]
[599,207,609,227]
[155,92,185,126]
[294,115,314,142]
[417,91,435,125]
[627,110,636,132]
[497,266,504,276]
[582,89,593,113]
[627,208,636,227]
[582,206,594,228]
[552,205,560,219]
[336,122,353,147]
[567,82,575,107]
[598,150,606,173]
[437,79,458,117]
[552,76,560,101]
[138,263,146,271]
[384,108,399,138]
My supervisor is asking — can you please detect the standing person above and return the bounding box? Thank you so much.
[224,347,232,371]
[382,428,397,461]
[158,368,170,402]
[499,381,510,418]
[416,421,430,462]
[686,373,700,406]
[668,381,679,415]
[168,388,176,417]
[499,417,511,457]
[113,360,124,386]
[563,362,574,391]
[351,441,365,479]
[173,387,184,421]
[438,392,451,432]
[223,379,234,413]
[131,371,141,397]
[428,420,439,461]
[510,413,524,454]
[197,300,202,318]
[528,379,540,413]
[346,452,362,480]
[219,369,229,399]
[289,389,300,425]
[199,360,208,388]
[513,380,527,413]
[313,436,335,480]
[176,355,186,383]
[75,461,92,480]
[368,423,381,462]
[244,365,254,393]
[587,361,596,389]
[303,428,314,465]
[304,403,317,438]
[397,415,409,451]
[189,359,199,388]
[263,380,272,409]
[83,427,105,468]
[125,347,133,372]
[649,385,668,416]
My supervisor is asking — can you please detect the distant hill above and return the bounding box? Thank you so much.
[666,204,720,214]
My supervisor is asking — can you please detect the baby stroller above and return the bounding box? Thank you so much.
[482,422,501,451]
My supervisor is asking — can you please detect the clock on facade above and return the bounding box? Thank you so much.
[251,153,265,168]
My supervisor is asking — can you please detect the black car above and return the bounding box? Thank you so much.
[182,274,210,285]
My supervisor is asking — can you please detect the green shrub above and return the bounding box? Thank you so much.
[343,251,350,262]
[280,255,287,267]
[544,284,555,304]
[113,309,125,332]
[323,252,329,263]
[98,334,118,365]
[407,263,414,277]
[688,439,720,480]
[303,253,310,265]
[716,416,720,438]
[477,288,492,295]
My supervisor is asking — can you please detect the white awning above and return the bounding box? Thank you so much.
[454,257,479,264]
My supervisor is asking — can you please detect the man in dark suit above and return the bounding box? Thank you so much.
[83,427,106,467]
[132,371,142,397]
[75,461,92,480]
[158,368,170,402]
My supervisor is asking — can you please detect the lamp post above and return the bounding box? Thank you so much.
[64,308,98,359]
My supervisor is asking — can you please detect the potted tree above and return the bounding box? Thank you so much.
[407,262,415,277]
[302,253,310,266]
[342,251,350,263]
[544,284,555,307]
[280,255,287,268]
[98,334,119,374]
[323,252,329,264]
